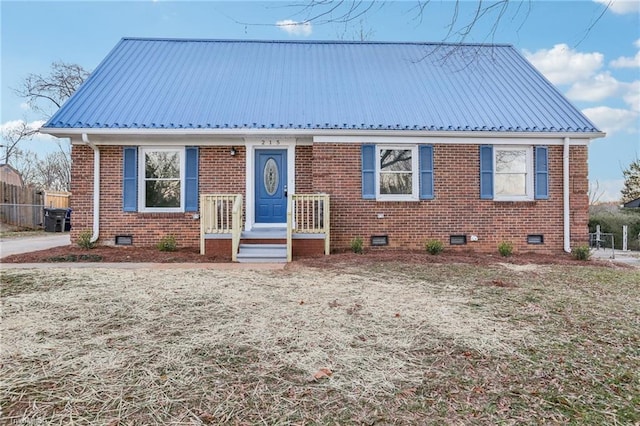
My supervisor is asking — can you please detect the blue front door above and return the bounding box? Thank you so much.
[255,149,287,223]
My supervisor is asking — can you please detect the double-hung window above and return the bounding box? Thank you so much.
[376,146,419,200]
[362,144,433,201]
[494,146,533,200]
[480,145,548,201]
[139,147,185,212]
[123,146,198,213]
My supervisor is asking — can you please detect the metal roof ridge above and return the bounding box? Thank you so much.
[119,37,514,48]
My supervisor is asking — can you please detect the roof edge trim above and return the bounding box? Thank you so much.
[118,37,514,48]
[40,127,605,140]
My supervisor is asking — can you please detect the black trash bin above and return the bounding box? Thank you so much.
[44,208,68,232]
[64,208,72,232]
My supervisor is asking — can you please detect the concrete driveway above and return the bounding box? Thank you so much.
[0,233,70,259]
[590,247,640,268]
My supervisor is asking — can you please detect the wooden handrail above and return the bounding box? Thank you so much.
[287,193,330,259]
[231,194,243,262]
[200,194,242,256]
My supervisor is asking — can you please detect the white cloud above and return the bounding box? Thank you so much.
[610,39,640,68]
[610,51,640,68]
[1,119,42,132]
[524,44,603,85]
[623,81,640,112]
[593,0,640,14]
[1,119,51,138]
[582,106,639,135]
[567,72,621,102]
[276,19,312,36]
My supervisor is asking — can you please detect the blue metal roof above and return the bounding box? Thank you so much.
[44,38,601,133]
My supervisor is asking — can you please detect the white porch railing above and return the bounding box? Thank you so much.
[201,193,328,262]
[231,195,243,262]
[200,194,243,260]
[287,194,330,261]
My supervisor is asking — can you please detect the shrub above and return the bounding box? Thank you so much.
[425,239,444,255]
[498,241,513,257]
[77,230,96,250]
[157,235,177,252]
[350,236,364,254]
[573,245,591,261]
[589,207,640,251]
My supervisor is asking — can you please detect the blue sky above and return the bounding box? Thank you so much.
[2,0,639,202]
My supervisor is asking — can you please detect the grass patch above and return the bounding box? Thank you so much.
[0,229,47,239]
[0,271,72,298]
[1,263,638,424]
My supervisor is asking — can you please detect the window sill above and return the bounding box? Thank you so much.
[491,199,539,206]
[138,212,188,219]
[375,196,419,202]
[493,197,534,202]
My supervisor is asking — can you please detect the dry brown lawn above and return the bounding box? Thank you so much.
[1,260,639,424]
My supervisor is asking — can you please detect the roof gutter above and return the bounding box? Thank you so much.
[39,127,607,140]
[563,137,571,253]
[82,133,100,244]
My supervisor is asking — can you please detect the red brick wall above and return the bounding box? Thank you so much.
[295,145,313,193]
[70,144,245,248]
[311,143,589,254]
[70,144,94,243]
[204,239,232,261]
[71,141,589,254]
[292,238,325,258]
[570,146,589,246]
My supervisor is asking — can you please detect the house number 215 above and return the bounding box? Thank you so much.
[261,139,280,145]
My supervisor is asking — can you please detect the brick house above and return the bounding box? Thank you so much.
[41,38,604,261]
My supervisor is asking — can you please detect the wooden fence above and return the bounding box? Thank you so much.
[45,191,71,208]
[0,182,45,229]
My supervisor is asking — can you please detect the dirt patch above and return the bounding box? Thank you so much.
[1,245,217,263]
[2,244,631,269]
[296,249,627,270]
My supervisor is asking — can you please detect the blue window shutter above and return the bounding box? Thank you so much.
[419,145,434,199]
[123,147,138,212]
[535,146,549,200]
[362,144,375,199]
[185,146,199,211]
[480,145,493,199]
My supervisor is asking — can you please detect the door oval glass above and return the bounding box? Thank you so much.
[263,158,279,196]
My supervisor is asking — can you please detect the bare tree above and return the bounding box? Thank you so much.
[36,149,72,192]
[11,146,71,191]
[240,1,529,45]
[7,61,89,191]
[1,120,39,164]
[588,180,605,206]
[16,61,90,117]
[262,1,609,48]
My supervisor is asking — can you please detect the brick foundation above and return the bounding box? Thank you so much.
[292,238,325,258]
[204,238,232,261]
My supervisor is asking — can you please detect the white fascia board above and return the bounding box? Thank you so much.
[313,135,595,145]
[43,127,603,145]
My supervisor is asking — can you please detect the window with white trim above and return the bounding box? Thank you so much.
[376,146,419,201]
[494,146,533,201]
[139,147,185,212]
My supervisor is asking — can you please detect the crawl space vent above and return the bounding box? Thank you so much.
[527,234,544,244]
[450,235,467,245]
[115,235,133,246]
[370,235,389,246]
